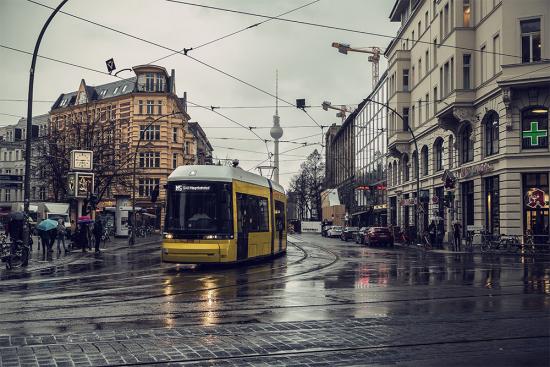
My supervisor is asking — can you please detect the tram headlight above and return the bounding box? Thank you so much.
[204,234,218,240]
[164,232,174,239]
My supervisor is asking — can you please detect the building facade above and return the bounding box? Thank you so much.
[188,122,214,165]
[353,71,388,226]
[0,114,49,214]
[49,65,202,224]
[385,0,550,243]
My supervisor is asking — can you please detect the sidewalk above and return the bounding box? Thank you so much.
[1,234,161,274]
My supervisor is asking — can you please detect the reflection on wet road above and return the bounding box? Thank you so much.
[0,234,548,366]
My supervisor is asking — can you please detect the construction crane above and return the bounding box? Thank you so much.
[321,101,353,122]
[332,42,382,89]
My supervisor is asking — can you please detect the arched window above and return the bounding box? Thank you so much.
[460,124,474,164]
[433,138,444,172]
[449,135,454,168]
[421,145,429,176]
[402,154,409,182]
[388,163,393,186]
[484,111,499,156]
[412,151,419,179]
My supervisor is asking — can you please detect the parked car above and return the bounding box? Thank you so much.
[321,225,332,237]
[354,227,370,244]
[340,227,359,241]
[364,227,394,247]
[326,226,343,238]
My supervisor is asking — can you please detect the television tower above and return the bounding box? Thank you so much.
[270,70,283,183]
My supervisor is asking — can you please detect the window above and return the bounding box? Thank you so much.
[460,124,474,163]
[449,135,454,168]
[122,85,128,93]
[421,146,429,176]
[172,127,178,142]
[113,87,119,95]
[5,189,10,202]
[411,66,415,86]
[145,73,155,91]
[275,200,285,232]
[403,69,409,91]
[39,187,45,200]
[138,178,160,197]
[418,99,422,123]
[140,125,161,140]
[522,107,548,149]
[237,193,269,232]
[425,93,430,117]
[402,154,410,182]
[485,176,500,234]
[433,0,437,19]
[156,73,165,92]
[418,21,421,37]
[412,151,419,179]
[450,57,454,91]
[403,107,409,131]
[521,19,541,63]
[493,34,500,75]
[434,138,444,172]
[480,45,487,83]
[523,173,549,243]
[139,152,160,168]
[463,54,471,89]
[411,105,416,127]
[138,100,143,114]
[433,38,438,65]
[157,101,162,115]
[484,111,499,156]
[439,10,443,39]
[418,58,422,79]
[172,153,178,169]
[444,61,450,95]
[461,180,475,233]
[463,0,471,27]
[444,3,449,36]
[146,100,154,115]
[184,141,191,155]
[434,86,438,113]
[425,50,430,74]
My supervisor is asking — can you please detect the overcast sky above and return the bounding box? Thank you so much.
[0,0,398,188]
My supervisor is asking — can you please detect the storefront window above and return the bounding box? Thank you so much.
[523,173,549,244]
[522,107,548,149]
[390,197,397,225]
[435,186,446,239]
[485,176,500,234]
[461,180,474,234]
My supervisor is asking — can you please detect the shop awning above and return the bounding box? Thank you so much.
[44,203,69,214]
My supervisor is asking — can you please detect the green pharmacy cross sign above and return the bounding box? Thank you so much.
[523,121,547,146]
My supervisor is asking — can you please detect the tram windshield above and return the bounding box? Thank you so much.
[165,181,233,238]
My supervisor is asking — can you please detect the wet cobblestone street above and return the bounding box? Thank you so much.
[0,234,548,366]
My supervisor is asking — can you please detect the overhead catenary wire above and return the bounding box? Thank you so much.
[164,0,549,62]
[147,0,321,64]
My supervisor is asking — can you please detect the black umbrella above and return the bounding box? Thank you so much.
[9,212,25,221]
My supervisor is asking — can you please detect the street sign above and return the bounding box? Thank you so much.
[105,58,116,74]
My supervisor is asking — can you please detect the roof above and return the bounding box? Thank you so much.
[168,165,285,194]
[52,77,137,110]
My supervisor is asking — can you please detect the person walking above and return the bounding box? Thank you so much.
[56,219,68,253]
[93,219,103,253]
[428,220,436,248]
[453,221,462,252]
[78,223,88,253]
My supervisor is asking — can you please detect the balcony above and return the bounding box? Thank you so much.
[498,61,550,88]
[388,130,412,158]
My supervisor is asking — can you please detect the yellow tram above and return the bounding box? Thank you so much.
[161,165,287,264]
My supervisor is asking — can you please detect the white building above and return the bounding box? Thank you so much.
[385,0,550,243]
[0,114,49,213]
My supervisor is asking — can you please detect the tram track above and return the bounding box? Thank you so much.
[0,240,339,314]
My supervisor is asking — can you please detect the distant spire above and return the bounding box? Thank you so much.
[275,69,279,116]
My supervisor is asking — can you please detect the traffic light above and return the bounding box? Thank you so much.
[151,185,159,203]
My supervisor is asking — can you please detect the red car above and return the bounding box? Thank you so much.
[364,227,394,247]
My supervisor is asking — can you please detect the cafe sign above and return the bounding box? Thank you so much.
[399,198,417,206]
[457,163,493,179]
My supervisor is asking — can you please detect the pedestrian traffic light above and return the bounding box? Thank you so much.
[151,185,159,203]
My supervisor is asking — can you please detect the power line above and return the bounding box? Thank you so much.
[0,99,54,103]
[164,0,548,62]
[147,0,321,64]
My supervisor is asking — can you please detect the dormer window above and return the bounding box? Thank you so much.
[122,85,128,93]
[145,73,155,91]
[156,73,165,92]
[100,89,107,97]
[113,87,119,95]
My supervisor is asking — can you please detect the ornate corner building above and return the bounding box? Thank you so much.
[49,65,213,225]
[385,0,550,242]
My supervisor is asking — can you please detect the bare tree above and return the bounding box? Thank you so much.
[37,104,133,209]
[288,149,325,221]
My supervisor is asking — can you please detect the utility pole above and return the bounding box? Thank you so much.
[270,70,283,184]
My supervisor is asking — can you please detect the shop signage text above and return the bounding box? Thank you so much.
[457,163,494,179]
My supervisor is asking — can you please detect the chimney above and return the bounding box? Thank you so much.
[183,92,187,113]
[170,69,176,93]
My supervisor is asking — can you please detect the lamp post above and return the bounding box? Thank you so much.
[24,0,68,216]
[129,111,186,246]
[365,97,421,241]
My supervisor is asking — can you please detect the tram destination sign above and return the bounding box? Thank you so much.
[174,184,212,192]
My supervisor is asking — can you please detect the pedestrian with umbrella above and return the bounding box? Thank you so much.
[37,219,58,256]
[77,216,93,252]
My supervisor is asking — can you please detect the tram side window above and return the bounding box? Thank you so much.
[275,200,285,231]
[237,193,269,232]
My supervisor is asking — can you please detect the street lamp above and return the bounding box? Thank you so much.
[129,111,186,246]
[24,0,68,217]
[365,97,421,241]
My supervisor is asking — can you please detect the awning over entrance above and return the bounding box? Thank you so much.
[44,203,69,214]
